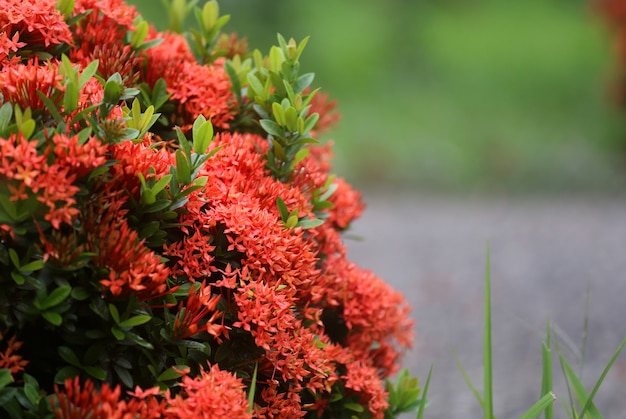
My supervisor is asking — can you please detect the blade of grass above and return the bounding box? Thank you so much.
[484,246,494,419]
[416,364,433,419]
[559,354,602,418]
[541,321,553,419]
[553,332,577,416]
[579,281,591,380]
[578,336,626,418]
[248,362,258,414]
[452,349,485,408]
[519,391,556,419]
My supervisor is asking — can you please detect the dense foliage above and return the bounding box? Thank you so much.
[0,0,415,417]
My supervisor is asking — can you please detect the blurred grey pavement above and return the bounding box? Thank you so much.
[345,190,626,418]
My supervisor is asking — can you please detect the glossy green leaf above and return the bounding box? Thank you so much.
[297,218,324,229]
[23,383,40,406]
[54,366,81,384]
[276,197,289,222]
[120,315,152,328]
[78,59,99,88]
[293,72,315,94]
[0,370,14,390]
[42,311,62,326]
[58,346,81,367]
[157,365,190,381]
[193,117,214,155]
[175,150,191,185]
[63,82,78,113]
[83,366,106,381]
[260,119,284,138]
[108,303,120,325]
[38,285,72,310]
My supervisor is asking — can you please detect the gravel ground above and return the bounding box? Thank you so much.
[345,191,626,418]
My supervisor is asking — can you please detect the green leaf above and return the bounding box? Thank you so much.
[0,103,13,132]
[248,362,258,414]
[114,365,133,388]
[82,366,106,381]
[578,336,626,417]
[58,346,81,367]
[0,370,14,390]
[38,285,72,310]
[296,218,324,229]
[541,322,554,419]
[19,119,35,139]
[79,59,99,88]
[120,315,152,328]
[284,106,298,132]
[157,365,190,382]
[11,272,25,285]
[246,73,264,96]
[58,0,75,19]
[484,246,494,418]
[285,214,298,229]
[23,383,39,406]
[54,366,81,384]
[42,311,62,326]
[175,150,191,185]
[36,92,63,123]
[293,72,315,94]
[260,119,284,138]
[103,76,122,104]
[152,174,173,196]
[519,392,556,419]
[302,112,320,134]
[272,102,286,126]
[8,249,20,269]
[111,327,125,340]
[109,304,120,325]
[276,197,289,222]
[131,20,149,49]
[126,332,153,349]
[64,82,79,113]
[193,116,214,155]
[560,354,602,418]
[453,349,484,408]
[416,365,433,419]
[71,287,91,301]
[344,402,364,412]
[19,260,44,274]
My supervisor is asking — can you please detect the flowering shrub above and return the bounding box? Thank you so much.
[0,0,415,418]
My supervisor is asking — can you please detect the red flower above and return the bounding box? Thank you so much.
[71,0,140,83]
[143,33,235,129]
[0,334,28,375]
[256,384,305,419]
[172,281,226,341]
[343,360,389,419]
[0,0,73,53]
[164,365,252,419]
[53,377,164,419]
[0,59,63,113]
[0,31,25,66]
[93,214,170,298]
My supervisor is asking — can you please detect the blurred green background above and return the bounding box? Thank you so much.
[128,0,626,194]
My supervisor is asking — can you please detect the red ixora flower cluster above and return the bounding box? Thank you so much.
[0,0,413,418]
